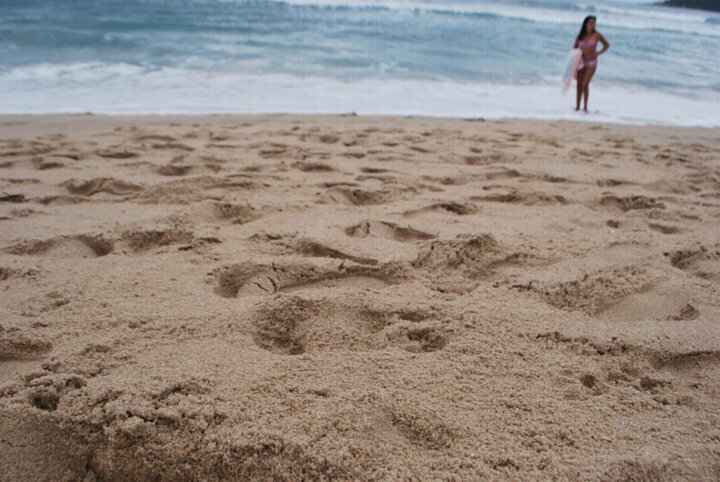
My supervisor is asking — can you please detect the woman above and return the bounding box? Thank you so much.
[574,16,609,112]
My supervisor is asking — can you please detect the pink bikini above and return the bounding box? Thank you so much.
[577,37,598,68]
[577,38,597,49]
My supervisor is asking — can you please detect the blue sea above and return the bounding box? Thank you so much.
[1,0,718,125]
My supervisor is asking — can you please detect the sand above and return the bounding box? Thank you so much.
[1,114,719,481]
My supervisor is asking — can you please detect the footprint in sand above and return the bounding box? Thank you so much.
[96,147,139,159]
[408,145,433,154]
[412,234,536,281]
[211,261,407,298]
[314,134,341,144]
[0,208,48,220]
[597,178,631,188]
[515,265,653,316]
[648,222,681,234]
[599,195,665,212]
[318,182,358,189]
[0,329,53,361]
[478,166,524,181]
[133,175,256,204]
[420,175,475,186]
[250,295,321,355]
[289,238,378,265]
[385,400,458,449]
[354,173,399,183]
[22,370,89,412]
[666,303,700,321]
[359,167,394,174]
[62,178,144,197]
[464,152,517,165]
[0,266,39,281]
[666,246,720,281]
[0,193,26,203]
[345,220,436,242]
[182,201,260,225]
[654,148,692,165]
[402,202,479,217]
[36,194,88,206]
[292,162,335,172]
[34,159,65,170]
[149,142,194,152]
[255,142,323,161]
[249,292,447,356]
[121,228,194,252]
[133,134,179,143]
[156,163,194,176]
[0,140,55,158]
[471,189,568,206]
[386,324,449,354]
[4,234,115,258]
[319,187,397,206]
[155,152,226,176]
[249,233,378,265]
[654,350,720,373]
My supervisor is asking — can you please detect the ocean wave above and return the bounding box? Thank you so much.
[272,0,720,37]
[0,62,150,83]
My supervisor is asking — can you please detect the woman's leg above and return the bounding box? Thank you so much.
[575,69,586,111]
[581,65,596,112]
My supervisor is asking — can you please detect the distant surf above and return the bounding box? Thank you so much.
[1,0,718,125]
[660,0,720,13]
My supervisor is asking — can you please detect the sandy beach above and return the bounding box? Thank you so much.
[1,114,719,481]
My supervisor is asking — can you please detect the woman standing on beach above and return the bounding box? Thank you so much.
[574,16,610,112]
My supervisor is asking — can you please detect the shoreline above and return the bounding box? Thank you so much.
[2,75,719,129]
[2,113,720,139]
[2,114,719,480]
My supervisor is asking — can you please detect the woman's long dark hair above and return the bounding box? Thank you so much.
[577,15,596,41]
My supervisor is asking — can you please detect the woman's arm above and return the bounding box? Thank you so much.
[596,33,610,56]
[573,37,579,49]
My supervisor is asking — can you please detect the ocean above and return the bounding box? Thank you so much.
[0,0,718,125]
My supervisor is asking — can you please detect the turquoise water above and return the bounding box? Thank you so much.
[1,0,719,125]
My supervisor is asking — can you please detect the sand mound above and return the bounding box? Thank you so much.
[519,265,653,315]
[413,234,517,278]
[132,175,256,204]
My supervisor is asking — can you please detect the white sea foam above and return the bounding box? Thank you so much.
[1,63,718,126]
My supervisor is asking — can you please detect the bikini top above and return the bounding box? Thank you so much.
[578,37,597,48]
